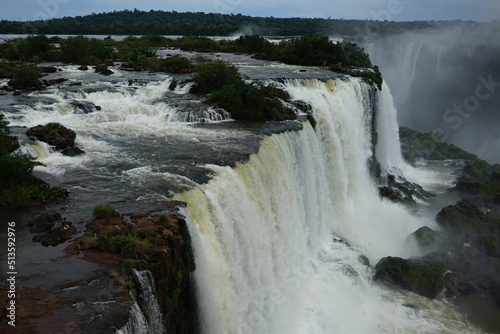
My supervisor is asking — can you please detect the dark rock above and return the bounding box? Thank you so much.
[61,146,85,156]
[33,222,77,247]
[94,65,114,76]
[69,81,82,86]
[444,272,475,297]
[436,202,488,235]
[8,78,43,91]
[375,255,448,299]
[168,80,178,91]
[406,226,441,252]
[69,100,101,113]
[292,100,311,113]
[43,78,68,86]
[78,65,89,71]
[29,211,63,233]
[26,123,76,149]
[128,79,150,86]
[39,66,59,73]
[13,91,21,96]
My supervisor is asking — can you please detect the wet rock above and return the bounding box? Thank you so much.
[291,100,311,113]
[86,217,126,235]
[39,66,60,73]
[8,78,43,91]
[78,65,88,71]
[444,272,475,297]
[61,146,85,156]
[94,65,114,76]
[69,100,101,113]
[29,211,63,233]
[69,81,82,86]
[26,123,76,150]
[33,221,77,247]
[375,255,448,299]
[43,78,68,87]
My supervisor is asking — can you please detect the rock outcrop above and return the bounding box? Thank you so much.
[375,255,448,299]
[26,123,76,150]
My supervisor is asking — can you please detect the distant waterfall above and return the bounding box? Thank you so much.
[174,78,482,333]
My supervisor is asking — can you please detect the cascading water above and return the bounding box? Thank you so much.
[174,78,484,333]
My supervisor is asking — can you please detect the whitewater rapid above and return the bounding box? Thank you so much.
[173,78,483,334]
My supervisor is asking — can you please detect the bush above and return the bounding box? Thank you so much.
[210,81,295,121]
[11,65,41,90]
[157,214,171,228]
[92,233,157,258]
[192,60,241,94]
[93,204,120,219]
[163,55,194,73]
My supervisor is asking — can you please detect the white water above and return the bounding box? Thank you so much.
[375,81,456,194]
[174,78,483,334]
[117,269,165,334]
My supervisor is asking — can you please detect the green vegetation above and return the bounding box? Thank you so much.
[157,214,172,228]
[0,9,444,36]
[92,204,120,219]
[191,60,241,94]
[191,60,295,120]
[399,126,479,163]
[163,55,194,73]
[375,256,448,299]
[126,280,137,298]
[0,115,67,207]
[399,126,500,203]
[91,233,157,258]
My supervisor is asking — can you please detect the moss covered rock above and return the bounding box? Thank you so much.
[26,123,76,150]
[375,256,448,299]
[436,202,489,235]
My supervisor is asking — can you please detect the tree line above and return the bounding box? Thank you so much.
[0,9,470,37]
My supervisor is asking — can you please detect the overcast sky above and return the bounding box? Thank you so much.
[1,0,499,22]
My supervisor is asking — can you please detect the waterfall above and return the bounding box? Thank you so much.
[117,269,165,334]
[174,78,482,333]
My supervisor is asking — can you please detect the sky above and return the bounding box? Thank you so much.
[0,0,499,22]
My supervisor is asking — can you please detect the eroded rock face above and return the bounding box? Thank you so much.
[26,124,76,150]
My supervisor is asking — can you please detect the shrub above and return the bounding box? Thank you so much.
[11,65,41,90]
[157,214,171,228]
[92,233,157,258]
[192,60,241,94]
[163,55,194,73]
[210,81,295,121]
[93,204,120,219]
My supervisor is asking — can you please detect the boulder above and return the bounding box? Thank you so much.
[444,272,475,297]
[94,65,114,76]
[33,221,77,246]
[8,78,43,91]
[375,255,448,299]
[69,100,101,114]
[78,65,89,71]
[39,66,60,73]
[26,123,76,150]
[43,78,68,86]
[61,146,85,156]
[436,202,488,235]
[29,211,63,233]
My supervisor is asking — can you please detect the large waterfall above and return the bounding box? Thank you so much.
[173,78,483,333]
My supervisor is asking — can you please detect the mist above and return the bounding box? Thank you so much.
[365,22,500,164]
